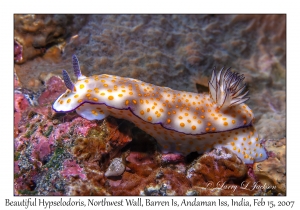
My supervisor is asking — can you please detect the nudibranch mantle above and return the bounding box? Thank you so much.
[53,55,267,164]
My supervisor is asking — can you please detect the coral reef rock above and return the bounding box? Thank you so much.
[253,138,286,195]
[186,147,260,195]
[14,14,87,64]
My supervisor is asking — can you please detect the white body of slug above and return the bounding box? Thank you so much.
[53,56,267,164]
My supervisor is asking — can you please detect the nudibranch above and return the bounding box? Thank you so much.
[53,55,267,164]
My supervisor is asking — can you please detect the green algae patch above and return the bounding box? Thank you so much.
[43,147,65,170]
[24,122,40,138]
[87,125,108,139]
[18,189,38,196]
[43,125,53,137]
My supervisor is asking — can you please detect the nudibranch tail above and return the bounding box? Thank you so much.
[209,67,249,109]
[52,56,267,164]
[62,69,74,91]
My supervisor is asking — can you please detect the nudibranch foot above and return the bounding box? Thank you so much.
[75,103,108,121]
[52,55,267,164]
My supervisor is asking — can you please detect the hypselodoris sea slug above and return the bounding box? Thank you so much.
[53,55,267,164]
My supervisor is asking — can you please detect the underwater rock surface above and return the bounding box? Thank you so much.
[14,76,283,195]
[14,15,87,64]
[14,14,286,195]
[253,138,286,195]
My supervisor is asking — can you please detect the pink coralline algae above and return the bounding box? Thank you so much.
[49,117,98,144]
[14,40,23,63]
[126,151,155,165]
[33,137,51,161]
[14,93,29,136]
[61,160,87,180]
[161,153,185,165]
[14,76,133,195]
[37,76,66,106]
